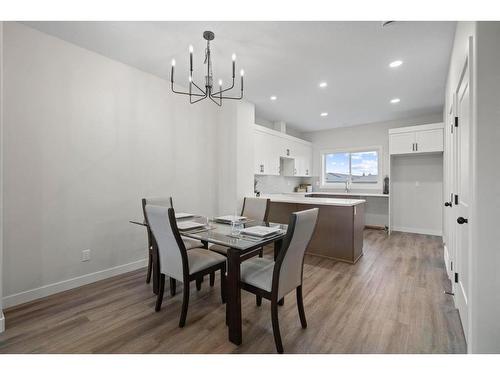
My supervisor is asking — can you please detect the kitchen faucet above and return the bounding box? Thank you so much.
[345,177,351,193]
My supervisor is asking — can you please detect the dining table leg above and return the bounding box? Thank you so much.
[274,239,285,306]
[227,247,242,345]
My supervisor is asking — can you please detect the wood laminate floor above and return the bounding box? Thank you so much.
[0,230,466,353]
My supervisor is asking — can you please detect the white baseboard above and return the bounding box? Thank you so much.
[2,258,147,309]
[0,311,5,333]
[391,226,442,237]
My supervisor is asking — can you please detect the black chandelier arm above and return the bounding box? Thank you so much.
[212,90,244,100]
[190,80,207,96]
[171,82,205,97]
[190,92,208,104]
[209,95,222,107]
[211,78,235,96]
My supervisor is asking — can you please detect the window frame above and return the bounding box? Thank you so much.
[320,146,383,190]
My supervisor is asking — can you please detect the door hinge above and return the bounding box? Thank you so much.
[451,261,453,271]
[454,116,459,127]
[451,123,454,134]
[454,272,459,283]
[454,194,459,205]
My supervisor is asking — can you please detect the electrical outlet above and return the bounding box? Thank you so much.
[81,249,91,262]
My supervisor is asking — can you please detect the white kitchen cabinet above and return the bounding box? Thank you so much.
[254,124,312,177]
[389,123,444,155]
[415,128,444,153]
[254,129,280,175]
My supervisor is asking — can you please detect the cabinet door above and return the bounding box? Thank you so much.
[389,132,415,155]
[303,144,312,176]
[415,128,443,153]
[254,130,267,174]
[267,134,282,175]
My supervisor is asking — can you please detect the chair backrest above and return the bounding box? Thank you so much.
[273,208,319,299]
[241,197,270,222]
[145,205,187,281]
[142,197,174,248]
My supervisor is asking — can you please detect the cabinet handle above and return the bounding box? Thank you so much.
[286,149,290,156]
[416,143,418,151]
[294,168,296,175]
[306,169,309,175]
[260,164,264,173]
[412,143,415,151]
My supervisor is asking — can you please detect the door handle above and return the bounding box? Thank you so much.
[444,202,452,207]
[457,217,468,224]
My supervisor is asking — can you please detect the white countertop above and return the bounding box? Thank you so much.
[261,194,365,207]
[281,191,389,198]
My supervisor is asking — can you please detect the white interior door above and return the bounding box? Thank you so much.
[454,54,472,342]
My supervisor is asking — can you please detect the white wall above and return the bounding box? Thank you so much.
[471,21,500,354]
[216,101,255,216]
[303,114,443,228]
[391,153,443,235]
[0,21,5,332]
[1,22,224,308]
[443,21,500,353]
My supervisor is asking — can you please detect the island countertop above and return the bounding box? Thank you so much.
[259,193,365,207]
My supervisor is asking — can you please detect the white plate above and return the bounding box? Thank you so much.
[241,226,281,237]
[175,212,194,219]
[214,215,247,223]
[177,221,206,231]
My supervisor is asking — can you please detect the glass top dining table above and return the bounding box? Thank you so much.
[180,217,287,250]
[130,215,288,346]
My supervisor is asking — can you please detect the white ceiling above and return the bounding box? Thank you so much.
[22,21,455,132]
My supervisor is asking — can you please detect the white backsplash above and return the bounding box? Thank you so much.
[255,175,312,194]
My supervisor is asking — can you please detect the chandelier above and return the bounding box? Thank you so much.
[170,31,244,106]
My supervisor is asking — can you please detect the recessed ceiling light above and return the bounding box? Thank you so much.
[320,112,328,117]
[389,60,403,68]
[270,96,277,101]
[319,82,328,88]
[390,98,401,104]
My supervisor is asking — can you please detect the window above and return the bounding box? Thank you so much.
[322,149,380,186]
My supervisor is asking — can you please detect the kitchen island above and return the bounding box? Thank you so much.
[261,194,366,264]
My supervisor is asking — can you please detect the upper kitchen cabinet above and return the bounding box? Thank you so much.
[389,123,444,155]
[254,128,280,175]
[254,124,312,177]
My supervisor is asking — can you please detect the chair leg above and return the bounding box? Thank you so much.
[271,299,284,354]
[155,274,165,312]
[210,271,215,287]
[220,265,226,304]
[196,277,202,291]
[256,296,262,306]
[146,250,153,284]
[296,285,307,328]
[259,247,263,258]
[170,277,176,296]
[179,281,190,327]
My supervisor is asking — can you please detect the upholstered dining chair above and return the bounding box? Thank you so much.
[145,205,227,327]
[209,197,271,257]
[141,197,203,286]
[238,208,319,353]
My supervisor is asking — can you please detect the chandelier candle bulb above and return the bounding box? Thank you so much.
[171,59,175,83]
[189,45,193,72]
[232,53,236,78]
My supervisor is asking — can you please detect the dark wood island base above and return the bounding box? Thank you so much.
[268,201,365,264]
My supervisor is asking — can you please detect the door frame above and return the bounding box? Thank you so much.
[453,36,475,350]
